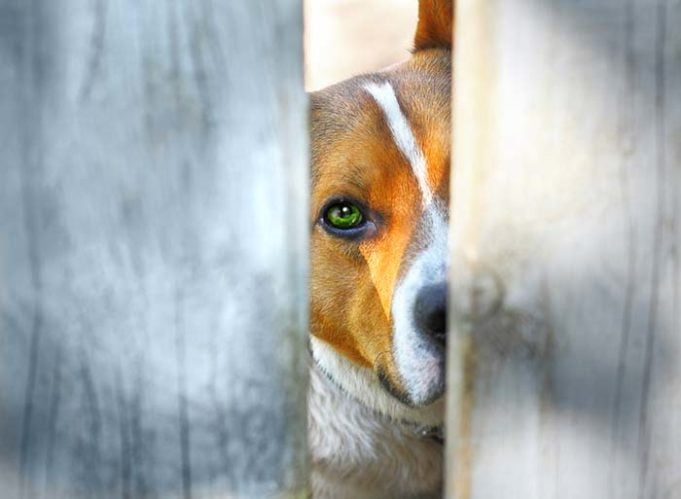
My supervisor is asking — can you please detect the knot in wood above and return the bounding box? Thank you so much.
[451,265,504,323]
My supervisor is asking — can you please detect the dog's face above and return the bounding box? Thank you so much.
[309,1,452,422]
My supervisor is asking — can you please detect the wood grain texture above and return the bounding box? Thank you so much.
[0,0,308,497]
[447,0,681,498]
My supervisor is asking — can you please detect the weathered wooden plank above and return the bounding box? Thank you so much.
[447,0,681,498]
[0,0,308,497]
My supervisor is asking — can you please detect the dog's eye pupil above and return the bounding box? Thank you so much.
[325,203,363,229]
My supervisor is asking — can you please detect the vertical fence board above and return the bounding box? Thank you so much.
[0,0,308,497]
[447,0,681,498]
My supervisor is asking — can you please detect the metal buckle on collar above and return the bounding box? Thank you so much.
[411,424,445,445]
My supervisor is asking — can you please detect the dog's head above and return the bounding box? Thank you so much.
[310,0,452,425]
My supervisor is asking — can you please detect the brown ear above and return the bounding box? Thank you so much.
[414,0,454,51]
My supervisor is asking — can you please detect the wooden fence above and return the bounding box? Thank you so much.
[448,1,681,498]
[0,0,308,497]
[2,0,681,498]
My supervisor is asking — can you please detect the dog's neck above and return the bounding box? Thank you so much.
[308,347,444,498]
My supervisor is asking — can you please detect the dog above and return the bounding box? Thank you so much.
[308,1,452,497]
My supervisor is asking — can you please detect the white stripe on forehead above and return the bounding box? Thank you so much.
[364,81,433,206]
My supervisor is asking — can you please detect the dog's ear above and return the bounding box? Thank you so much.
[414,0,453,51]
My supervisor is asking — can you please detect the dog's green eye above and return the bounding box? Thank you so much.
[324,202,364,230]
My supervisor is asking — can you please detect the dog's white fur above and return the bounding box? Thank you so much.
[364,81,433,207]
[309,338,444,498]
[391,205,448,405]
[311,337,445,426]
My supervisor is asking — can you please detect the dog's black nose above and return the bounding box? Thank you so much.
[414,282,447,347]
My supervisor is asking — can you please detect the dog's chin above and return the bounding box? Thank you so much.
[311,337,446,427]
[377,357,446,408]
